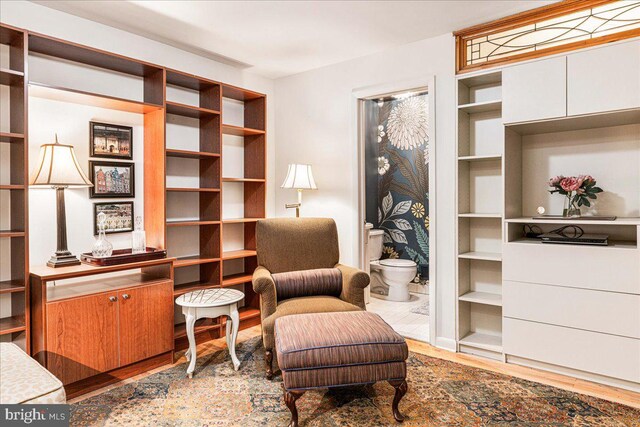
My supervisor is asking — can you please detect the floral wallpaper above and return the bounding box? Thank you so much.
[375,94,430,278]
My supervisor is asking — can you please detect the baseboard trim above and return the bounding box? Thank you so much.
[507,355,640,394]
[435,336,456,352]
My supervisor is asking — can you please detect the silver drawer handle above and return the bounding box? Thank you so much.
[109,296,117,302]
[122,294,130,300]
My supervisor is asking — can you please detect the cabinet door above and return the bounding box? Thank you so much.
[503,56,567,123]
[118,281,174,366]
[568,41,640,116]
[46,292,119,385]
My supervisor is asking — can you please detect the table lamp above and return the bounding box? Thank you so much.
[30,135,93,267]
[281,164,317,217]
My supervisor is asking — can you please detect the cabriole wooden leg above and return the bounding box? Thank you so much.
[283,389,304,427]
[389,379,408,422]
[265,349,274,380]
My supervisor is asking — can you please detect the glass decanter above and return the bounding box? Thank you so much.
[92,212,113,257]
[131,216,146,254]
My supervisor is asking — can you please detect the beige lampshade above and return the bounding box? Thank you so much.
[281,164,317,190]
[30,136,93,187]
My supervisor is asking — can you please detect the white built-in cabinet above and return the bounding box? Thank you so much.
[456,38,640,393]
[503,39,640,124]
[503,56,566,124]
[567,40,640,116]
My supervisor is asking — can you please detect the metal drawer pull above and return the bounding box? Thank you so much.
[122,294,130,300]
[109,296,117,302]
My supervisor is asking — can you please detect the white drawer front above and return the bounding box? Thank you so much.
[504,281,640,339]
[503,243,640,294]
[504,318,640,383]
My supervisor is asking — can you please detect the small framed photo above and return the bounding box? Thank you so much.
[94,202,134,235]
[89,161,135,198]
[90,121,133,160]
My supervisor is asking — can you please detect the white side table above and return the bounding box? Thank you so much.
[175,288,245,378]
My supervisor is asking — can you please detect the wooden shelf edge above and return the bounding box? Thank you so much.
[0,315,26,335]
[222,218,261,224]
[221,84,265,101]
[0,280,26,294]
[222,178,265,183]
[174,257,221,268]
[165,148,220,159]
[0,68,24,86]
[0,132,25,143]
[0,230,26,238]
[29,82,163,114]
[221,124,265,136]
[174,282,220,296]
[166,187,220,193]
[167,220,221,227]
[222,273,253,287]
[222,250,257,260]
[166,100,220,118]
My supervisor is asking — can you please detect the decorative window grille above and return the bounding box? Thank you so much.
[455,0,640,73]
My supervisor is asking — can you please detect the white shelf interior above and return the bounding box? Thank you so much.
[508,123,640,218]
[457,70,504,359]
[459,331,503,353]
[458,251,502,262]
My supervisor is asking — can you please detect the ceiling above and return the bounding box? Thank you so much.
[34,1,555,79]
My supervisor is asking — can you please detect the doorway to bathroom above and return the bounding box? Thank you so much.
[353,78,435,344]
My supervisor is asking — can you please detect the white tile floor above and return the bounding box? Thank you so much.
[367,292,429,342]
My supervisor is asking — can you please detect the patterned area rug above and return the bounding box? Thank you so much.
[71,337,639,426]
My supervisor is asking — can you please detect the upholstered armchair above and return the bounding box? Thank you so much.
[252,217,370,379]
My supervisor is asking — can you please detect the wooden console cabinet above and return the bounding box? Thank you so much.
[30,258,175,397]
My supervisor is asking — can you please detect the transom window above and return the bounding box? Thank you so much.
[455,0,640,73]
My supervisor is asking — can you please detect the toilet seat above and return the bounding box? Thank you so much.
[379,259,416,268]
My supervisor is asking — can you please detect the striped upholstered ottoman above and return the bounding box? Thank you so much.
[275,311,408,426]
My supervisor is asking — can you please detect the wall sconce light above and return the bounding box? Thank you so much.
[280,164,317,217]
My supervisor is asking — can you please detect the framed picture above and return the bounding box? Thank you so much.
[89,161,135,198]
[90,121,133,160]
[94,202,134,235]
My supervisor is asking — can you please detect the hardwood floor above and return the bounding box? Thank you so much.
[70,325,640,409]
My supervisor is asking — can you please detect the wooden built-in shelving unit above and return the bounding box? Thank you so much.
[0,23,266,354]
[0,23,29,352]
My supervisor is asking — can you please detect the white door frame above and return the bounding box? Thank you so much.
[351,76,437,345]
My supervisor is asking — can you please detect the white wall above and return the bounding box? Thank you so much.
[0,1,276,266]
[274,34,457,347]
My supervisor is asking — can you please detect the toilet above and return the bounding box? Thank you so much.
[366,224,417,302]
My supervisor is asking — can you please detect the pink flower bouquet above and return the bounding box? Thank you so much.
[548,175,603,216]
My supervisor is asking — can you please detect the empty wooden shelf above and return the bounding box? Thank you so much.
[222,273,253,287]
[222,250,257,260]
[166,100,220,118]
[166,148,220,159]
[29,82,163,114]
[222,124,265,136]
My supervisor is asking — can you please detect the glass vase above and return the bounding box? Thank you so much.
[131,216,146,254]
[92,213,113,257]
[562,195,581,218]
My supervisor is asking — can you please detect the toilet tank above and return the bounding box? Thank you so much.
[368,229,385,261]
